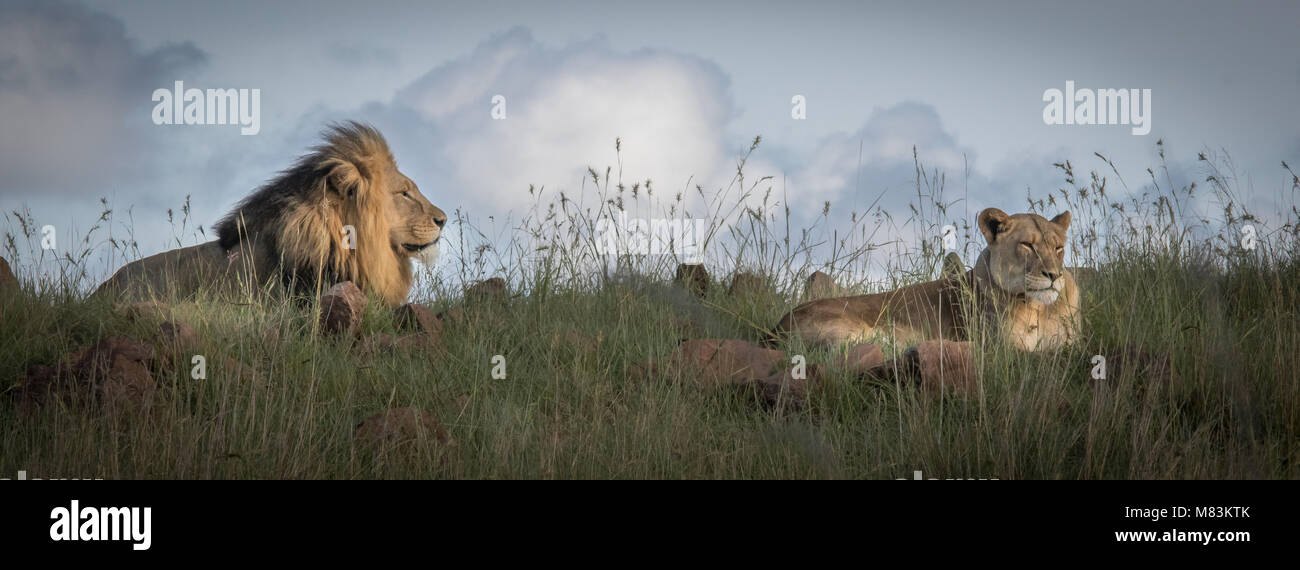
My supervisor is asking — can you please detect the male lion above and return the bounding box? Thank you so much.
[772,208,1080,351]
[94,122,447,306]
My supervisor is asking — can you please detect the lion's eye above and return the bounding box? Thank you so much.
[401,191,411,199]
[1020,242,1033,249]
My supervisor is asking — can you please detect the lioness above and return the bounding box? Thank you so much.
[772,208,1080,351]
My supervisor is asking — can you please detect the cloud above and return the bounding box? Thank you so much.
[791,102,974,217]
[324,42,399,67]
[0,0,205,194]
[381,28,736,217]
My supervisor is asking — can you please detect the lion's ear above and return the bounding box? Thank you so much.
[323,159,367,201]
[978,208,1011,243]
[1050,210,1071,231]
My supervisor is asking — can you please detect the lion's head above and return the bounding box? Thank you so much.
[977,207,1071,306]
[213,122,446,306]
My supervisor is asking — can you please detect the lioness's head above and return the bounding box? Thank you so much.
[977,207,1071,306]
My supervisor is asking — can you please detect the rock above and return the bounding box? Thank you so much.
[319,281,366,337]
[76,336,157,368]
[941,252,966,280]
[434,306,466,326]
[0,256,17,293]
[16,364,57,414]
[665,338,786,388]
[465,277,507,304]
[355,408,452,447]
[156,320,198,361]
[1099,345,1175,388]
[727,272,772,299]
[674,264,710,297]
[97,354,156,412]
[19,336,158,413]
[835,343,885,373]
[118,301,170,322]
[359,332,427,356]
[806,271,842,299]
[396,303,442,336]
[753,364,823,411]
[871,340,979,396]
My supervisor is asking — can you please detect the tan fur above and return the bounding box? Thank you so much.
[95,123,446,306]
[773,208,1080,351]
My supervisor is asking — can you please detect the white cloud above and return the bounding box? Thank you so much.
[388,28,736,216]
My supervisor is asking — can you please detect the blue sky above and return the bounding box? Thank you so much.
[2,0,1297,280]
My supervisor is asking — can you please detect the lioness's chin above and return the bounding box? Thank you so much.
[1025,289,1059,306]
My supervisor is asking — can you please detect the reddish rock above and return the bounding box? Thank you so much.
[355,408,452,446]
[727,272,772,299]
[434,306,466,326]
[665,339,786,387]
[359,332,428,356]
[396,303,443,336]
[19,336,157,413]
[0,256,18,293]
[674,264,710,297]
[836,343,886,373]
[320,281,366,337]
[753,364,823,410]
[97,354,156,411]
[871,340,979,396]
[1100,345,1176,389]
[118,301,170,322]
[156,320,198,361]
[465,277,507,304]
[806,271,842,299]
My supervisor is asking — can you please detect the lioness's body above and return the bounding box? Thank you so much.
[774,209,1081,351]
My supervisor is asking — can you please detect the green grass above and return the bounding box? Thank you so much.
[2,142,1297,479]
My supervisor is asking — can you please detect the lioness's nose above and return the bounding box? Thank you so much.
[1042,270,1061,281]
[431,207,447,229]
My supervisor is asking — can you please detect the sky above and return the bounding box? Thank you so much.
[2,0,1297,284]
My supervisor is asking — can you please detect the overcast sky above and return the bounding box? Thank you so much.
[2,0,1297,282]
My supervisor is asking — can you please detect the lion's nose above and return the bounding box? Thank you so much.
[1042,270,1061,281]
[432,209,447,229]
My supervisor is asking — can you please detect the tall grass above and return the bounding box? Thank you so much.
[1,140,1297,479]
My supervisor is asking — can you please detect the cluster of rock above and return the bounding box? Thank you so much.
[14,301,262,416]
[629,336,981,412]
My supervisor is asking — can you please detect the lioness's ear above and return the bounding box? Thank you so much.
[1050,210,1071,231]
[978,208,1011,243]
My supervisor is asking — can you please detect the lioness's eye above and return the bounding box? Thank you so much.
[401,191,410,199]
[1020,242,1033,249]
